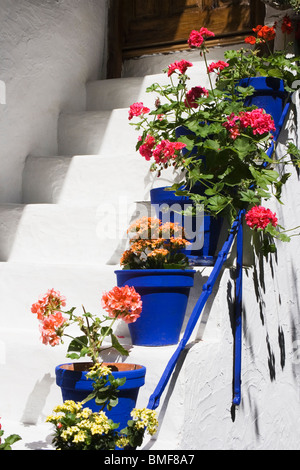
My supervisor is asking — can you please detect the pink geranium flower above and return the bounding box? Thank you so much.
[188,30,204,48]
[239,108,276,135]
[39,311,67,347]
[207,60,229,74]
[188,27,215,48]
[31,288,66,321]
[167,59,193,77]
[128,102,150,120]
[199,27,215,39]
[223,109,275,139]
[152,140,186,164]
[138,134,156,161]
[101,286,142,324]
[245,206,278,230]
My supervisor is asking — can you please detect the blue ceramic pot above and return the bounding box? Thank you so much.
[175,125,201,158]
[238,77,288,130]
[55,362,146,431]
[115,269,195,346]
[150,186,223,266]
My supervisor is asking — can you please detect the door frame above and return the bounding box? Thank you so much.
[106,0,266,78]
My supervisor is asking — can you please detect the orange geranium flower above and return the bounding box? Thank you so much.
[253,24,276,42]
[101,286,142,324]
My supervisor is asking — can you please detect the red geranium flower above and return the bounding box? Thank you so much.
[245,206,278,230]
[184,86,209,108]
[253,24,276,42]
[281,15,293,35]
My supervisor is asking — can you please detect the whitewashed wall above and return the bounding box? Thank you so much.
[121,5,300,450]
[1,1,300,450]
[0,0,108,203]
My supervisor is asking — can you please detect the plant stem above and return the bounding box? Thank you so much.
[202,49,216,99]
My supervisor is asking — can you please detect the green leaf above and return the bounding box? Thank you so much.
[203,139,220,151]
[233,138,255,158]
[111,334,129,357]
[66,352,82,360]
[67,335,88,353]
[0,434,21,450]
[239,189,261,204]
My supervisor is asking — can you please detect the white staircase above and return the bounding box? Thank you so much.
[0,56,218,450]
[2,47,300,451]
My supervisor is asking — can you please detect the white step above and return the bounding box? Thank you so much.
[0,260,232,448]
[87,64,213,111]
[0,262,118,331]
[22,154,179,205]
[1,203,251,268]
[0,204,133,265]
[58,109,139,156]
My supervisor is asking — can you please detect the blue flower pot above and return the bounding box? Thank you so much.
[175,125,201,158]
[150,186,223,266]
[55,362,146,431]
[115,269,195,346]
[238,77,288,130]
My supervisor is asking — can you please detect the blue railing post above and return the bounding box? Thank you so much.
[232,210,245,406]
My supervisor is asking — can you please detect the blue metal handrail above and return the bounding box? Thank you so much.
[147,210,244,410]
[147,98,291,411]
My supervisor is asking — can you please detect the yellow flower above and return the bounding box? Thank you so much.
[116,436,130,448]
[77,408,92,419]
[53,400,83,414]
[130,408,159,436]
[61,425,80,441]
[86,363,112,380]
[73,431,87,443]
[46,413,63,423]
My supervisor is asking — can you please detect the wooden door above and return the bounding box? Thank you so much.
[107,0,265,78]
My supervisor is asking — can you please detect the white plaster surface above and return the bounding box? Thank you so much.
[0,3,300,452]
[0,0,108,203]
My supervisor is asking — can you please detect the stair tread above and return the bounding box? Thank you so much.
[22,154,178,204]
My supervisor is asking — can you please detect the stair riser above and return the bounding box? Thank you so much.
[22,155,175,205]
[0,204,148,264]
[58,109,140,156]
[86,64,212,111]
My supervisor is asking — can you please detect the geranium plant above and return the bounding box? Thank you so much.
[31,286,142,364]
[46,364,158,450]
[217,17,300,91]
[120,217,191,269]
[128,20,300,257]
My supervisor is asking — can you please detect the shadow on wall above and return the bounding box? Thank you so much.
[21,373,55,426]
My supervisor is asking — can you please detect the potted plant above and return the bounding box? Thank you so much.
[115,217,196,346]
[216,16,300,128]
[31,286,146,431]
[46,363,158,450]
[128,23,300,256]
